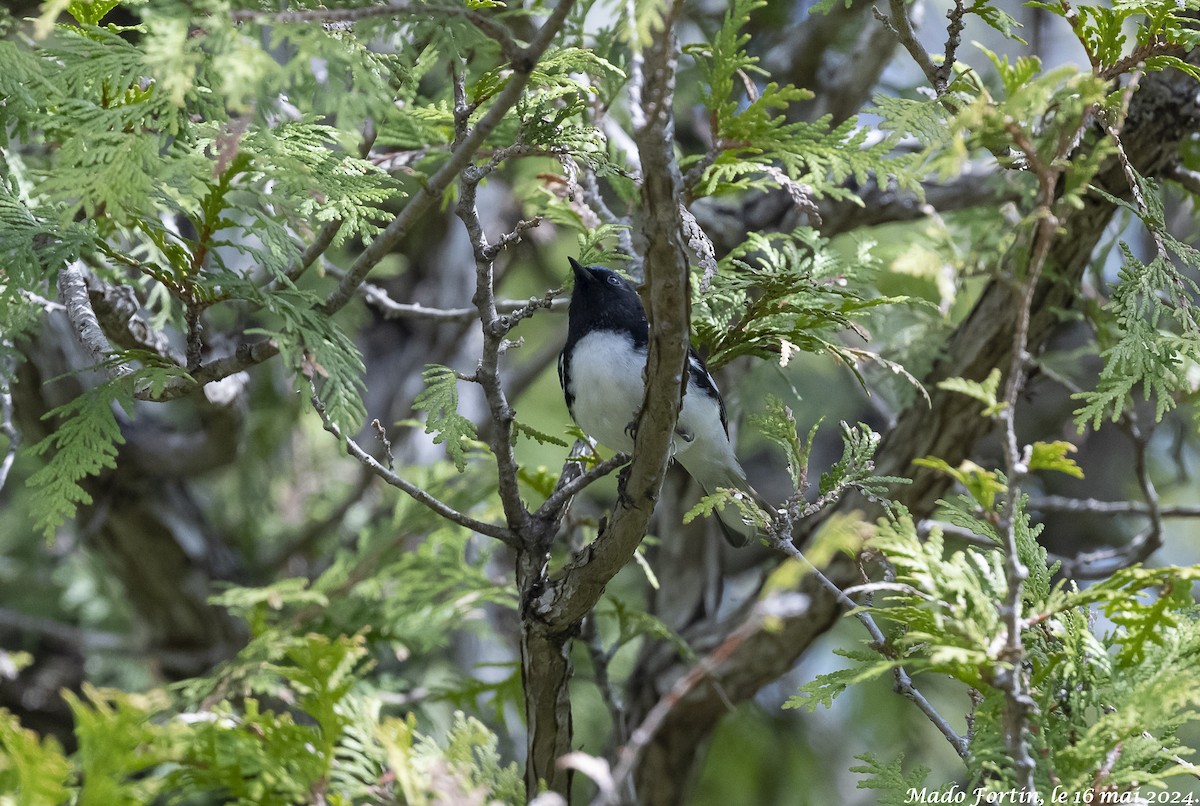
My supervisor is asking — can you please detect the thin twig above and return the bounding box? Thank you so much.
[537,452,630,519]
[57,261,136,379]
[231,3,522,63]
[875,0,944,94]
[0,357,18,496]
[579,170,638,264]
[770,535,970,758]
[362,283,568,322]
[993,125,1064,796]
[597,593,812,806]
[1030,495,1200,518]
[308,379,516,546]
[372,418,395,470]
[453,66,532,537]
[319,0,576,315]
[939,0,966,91]
[482,216,544,262]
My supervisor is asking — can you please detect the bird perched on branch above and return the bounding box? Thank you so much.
[558,256,767,546]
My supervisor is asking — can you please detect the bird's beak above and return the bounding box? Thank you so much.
[568,257,593,283]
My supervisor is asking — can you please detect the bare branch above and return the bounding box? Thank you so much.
[57,261,136,379]
[598,594,812,806]
[320,0,576,315]
[991,106,1086,791]
[362,283,568,323]
[939,0,966,91]
[287,220,344,283]
[308,380,517,546]
[579,170,638,263]
[231,3,522,63]
[135,339,279,402]
[875,0,944,94]
[372,418,396,470]
[766,533,970,759]
[537,451,630,520]
[0,358,18,497]
[482,216,543,262]
[1030,495,1200,518]
[84,272,181,363]
[537,0,691,633]
[454,74,532,536]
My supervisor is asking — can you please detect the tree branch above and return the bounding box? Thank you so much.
[1030,496,1200,518]
[319,0,575,315]
[362,282,568,323]
[875,0,945,95]
[536,451,630,520]
[307,380,517,546]
[993,117,1067,793]
[134,339,279,402]
[231,3,522,64]
[0,357,18,497]
[453,78,531,537]
[599,593,812,806]
[535,0,690,634]
[768,527,970,759]
[57,262,136,380]
[84,271,181,364]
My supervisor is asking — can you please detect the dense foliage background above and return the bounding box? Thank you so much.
[4,0,1200,803]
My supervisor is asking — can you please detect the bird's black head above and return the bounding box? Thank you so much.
[567,257,647,344]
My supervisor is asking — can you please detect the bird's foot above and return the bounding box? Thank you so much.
[616,464,634,508]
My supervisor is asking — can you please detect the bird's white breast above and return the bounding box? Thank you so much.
[567,331,734,469]
[566,330,647,452]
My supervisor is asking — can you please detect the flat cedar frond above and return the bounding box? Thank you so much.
[694,228,906,370]
[25,366,187,538]
[413,364,478,473]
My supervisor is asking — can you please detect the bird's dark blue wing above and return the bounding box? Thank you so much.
[686,347,728,434]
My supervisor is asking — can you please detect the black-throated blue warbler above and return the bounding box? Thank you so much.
[558,256,766,546]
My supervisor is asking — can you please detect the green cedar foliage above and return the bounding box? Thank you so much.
[793,498,1200,796]
[3,0,1200,801]
[413,364,479,472]
[1,644,522,805]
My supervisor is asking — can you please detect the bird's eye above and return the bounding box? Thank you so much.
[607,276,620,286]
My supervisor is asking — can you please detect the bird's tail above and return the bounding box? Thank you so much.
[681,458,769,548]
